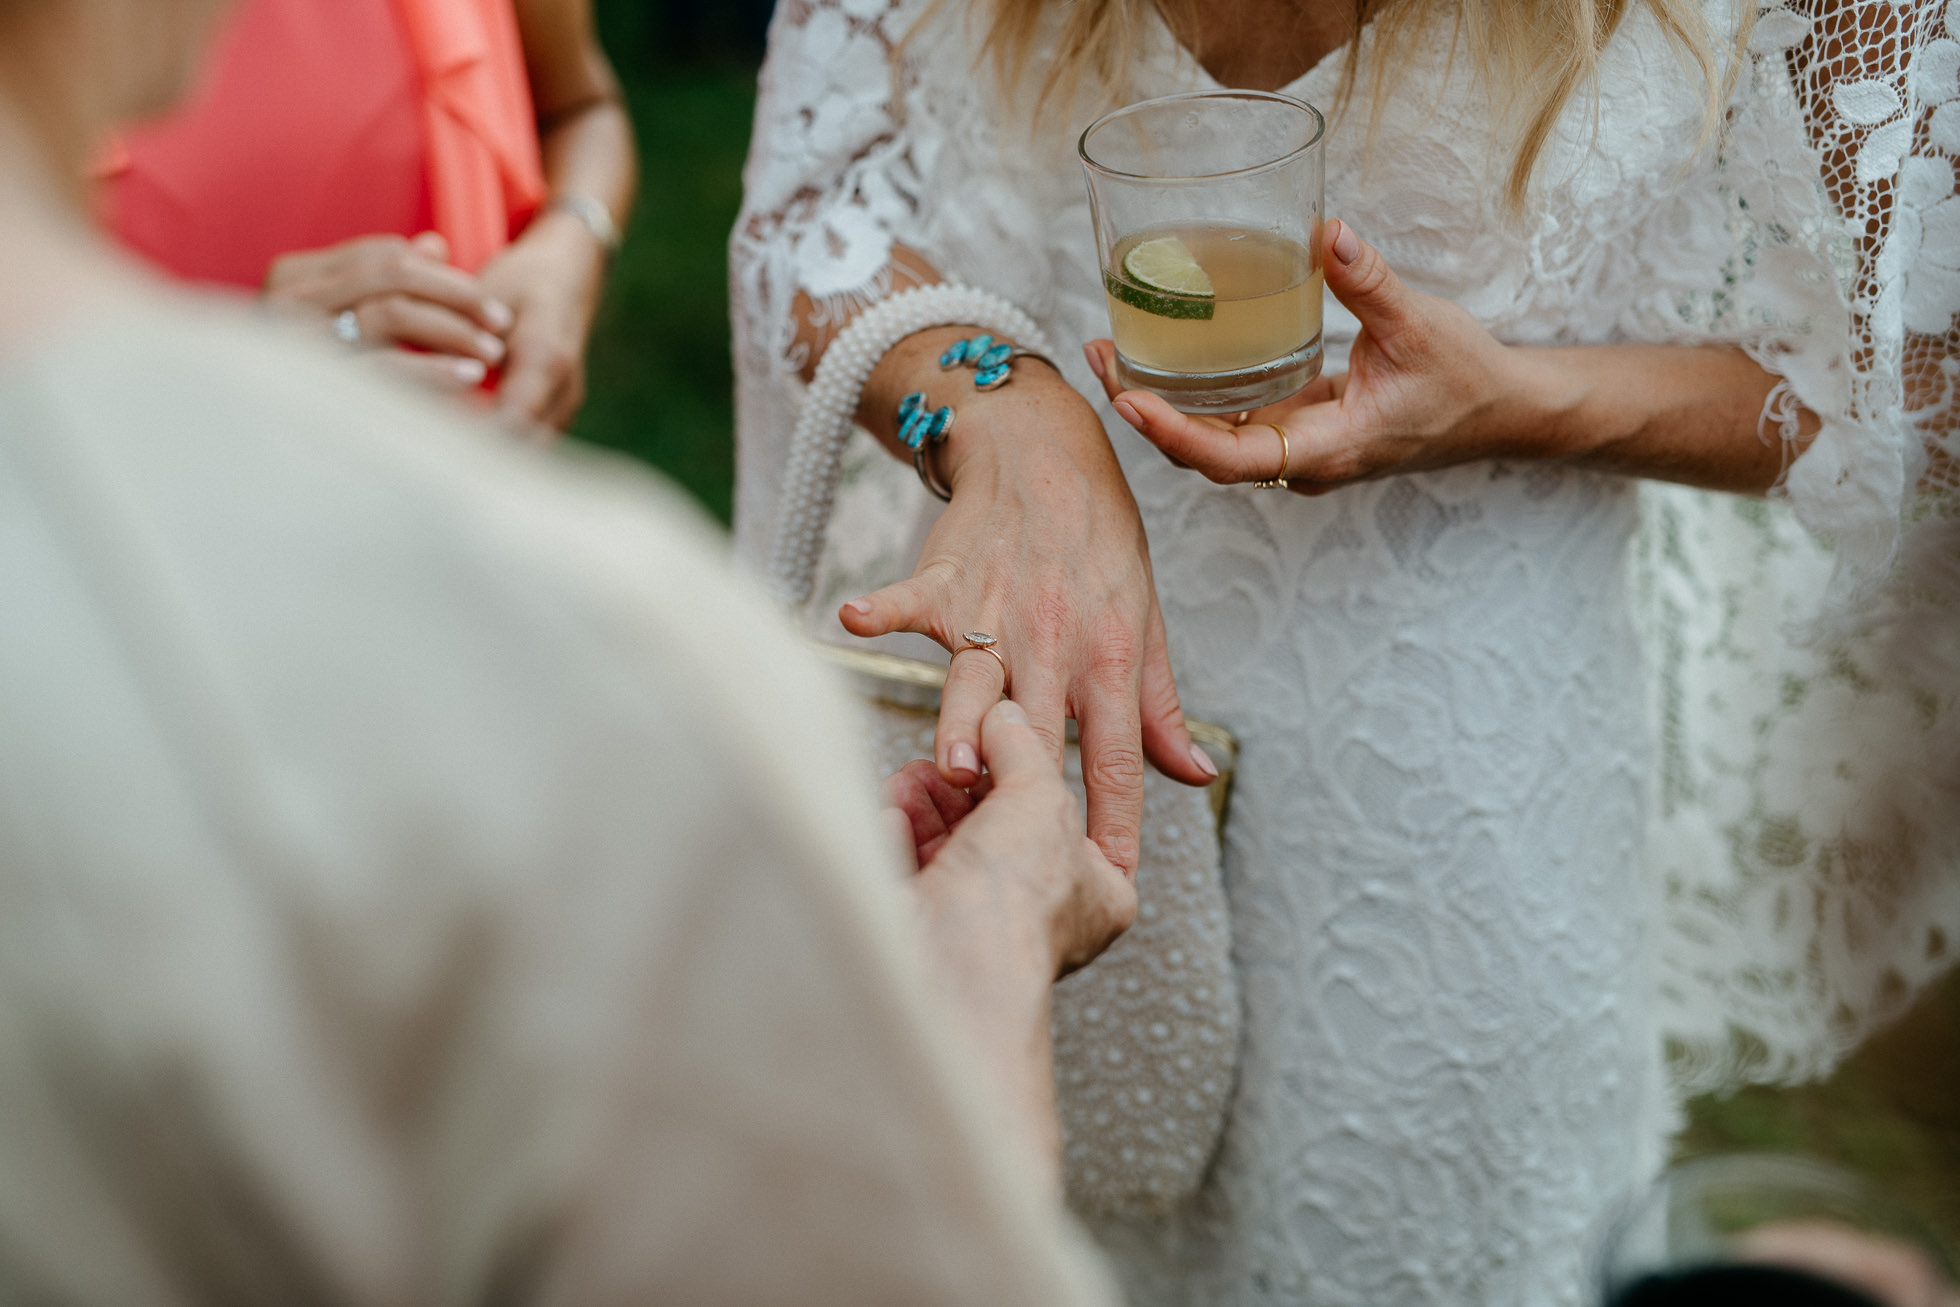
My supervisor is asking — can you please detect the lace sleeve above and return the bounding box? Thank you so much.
[729,0,931,567]
[1633,0,1960,1092]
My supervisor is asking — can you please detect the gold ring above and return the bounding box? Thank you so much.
[1252,423,1290,489]
[953,631,1009,687]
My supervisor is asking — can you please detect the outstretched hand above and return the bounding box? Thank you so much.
[841,338,1217,879]
[1086,218,1531,494]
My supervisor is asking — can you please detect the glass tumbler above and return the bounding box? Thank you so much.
[1597,1155,1959,1307]
[1079,89,1327,415]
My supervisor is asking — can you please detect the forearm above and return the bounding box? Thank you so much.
[536,96,636,234]
[1508,343,1818,495]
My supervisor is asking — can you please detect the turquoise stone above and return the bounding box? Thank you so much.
[899,390,925,417]
[974,365,1010,389]
[977,343,1013,369]
[938,342,966,369]
[928,406,956,441]
[962,334,994,363]
[899,407,931,450]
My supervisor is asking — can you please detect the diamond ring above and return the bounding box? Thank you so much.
[954,631,1009,686]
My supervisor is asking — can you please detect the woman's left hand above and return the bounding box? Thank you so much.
[1087,219,1539,493]
[478,208,610,431]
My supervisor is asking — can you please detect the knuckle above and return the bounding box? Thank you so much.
[1024,588,1076,655]
[1083,612,1142,683]
[1083,740,1147,793]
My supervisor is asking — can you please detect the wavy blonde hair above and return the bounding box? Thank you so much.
[973,0,1743,211]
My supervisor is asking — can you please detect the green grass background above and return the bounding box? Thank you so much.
[573,12,1959,1252]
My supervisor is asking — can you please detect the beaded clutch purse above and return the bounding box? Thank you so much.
[811,642,1243,1217]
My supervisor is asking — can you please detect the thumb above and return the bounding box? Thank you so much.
[978,699,1057,787]
[839,576,933,639]
[1322,219,1418,341]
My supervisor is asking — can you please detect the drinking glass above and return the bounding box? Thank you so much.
[1079,89,1326,415]
[1597,1155,1960,1307]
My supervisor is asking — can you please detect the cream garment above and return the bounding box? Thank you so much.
[0,293,1120,1307]
[730,3,1960,1305]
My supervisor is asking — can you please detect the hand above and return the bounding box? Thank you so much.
[842,334,1218,877]
[1088,218,1533,494]
[1740,1222,1960,1307]
[264,232,515,393]
[905,700,1136,983]
[477,208,609,430]
[883,758,985,872]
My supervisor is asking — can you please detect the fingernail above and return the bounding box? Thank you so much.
[453,358,488,385]
[842,598,872,618]
[1083,343,1106,380]
[1331,221,1360,266]
[1189,742,1220,780]
[484,300,515,332]
[477,333,507,362]
[1114,400,1142,429]
[994,701,1029,727]
[949,742,979,777]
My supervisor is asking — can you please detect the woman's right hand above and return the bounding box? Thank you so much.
[264,232,516,392]
[840,326,1217,878]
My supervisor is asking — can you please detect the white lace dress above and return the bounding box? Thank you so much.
[730,3,1960,1304]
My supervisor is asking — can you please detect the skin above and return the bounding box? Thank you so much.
[791,0,1819,872]
[262,0,636,429]
[1,0,1128,1182]
[888,701,1137,1186]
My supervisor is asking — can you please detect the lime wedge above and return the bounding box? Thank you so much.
[1108,236,1216,320]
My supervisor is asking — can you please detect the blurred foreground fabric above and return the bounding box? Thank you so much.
[0,287,1112,1307]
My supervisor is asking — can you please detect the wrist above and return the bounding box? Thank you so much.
[1487,344,1591,463]
[861,326,1108,491]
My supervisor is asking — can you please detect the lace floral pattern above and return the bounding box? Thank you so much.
[731,0,1960,1302]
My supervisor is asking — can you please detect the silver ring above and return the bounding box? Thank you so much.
[333,309,363,347]
[953,631,1009,687]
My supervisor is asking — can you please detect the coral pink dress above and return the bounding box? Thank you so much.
[102,0,546,288]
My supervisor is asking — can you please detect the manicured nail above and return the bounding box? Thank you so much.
[1083,343,1106,380]
[1331,221,1360,266]
[453,358,488,385]
[994,701,1029,727]
[476,333,507,362]
[1114,400,1142,429]
[1189,742,1220,780]
[949,742,979,777]
[484,300,515,332]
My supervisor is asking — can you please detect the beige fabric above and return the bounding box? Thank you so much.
[0,291,1118,1307]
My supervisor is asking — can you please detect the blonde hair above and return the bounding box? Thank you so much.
[972,0,1743,211]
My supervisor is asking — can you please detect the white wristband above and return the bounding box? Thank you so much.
[768,284,1055,609]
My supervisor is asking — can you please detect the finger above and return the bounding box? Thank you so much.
[1084,339,1122,400]
[882,759,969,862]
[371,351,490,394]
[358,296,507,363]
[976,698,1064,788]
[410,230,451,263]
[496,352,558,426]
[879,807,920,873]
[340,241,510,331]
[1113,391,1289,484]
[1073,674,1147,876]
[1137,606,1215,786]
[839,574,941,641]
[935,641,1007,787]
[1321,219,1421,344]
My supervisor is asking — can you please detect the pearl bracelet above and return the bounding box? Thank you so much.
[768,283,1056,609]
